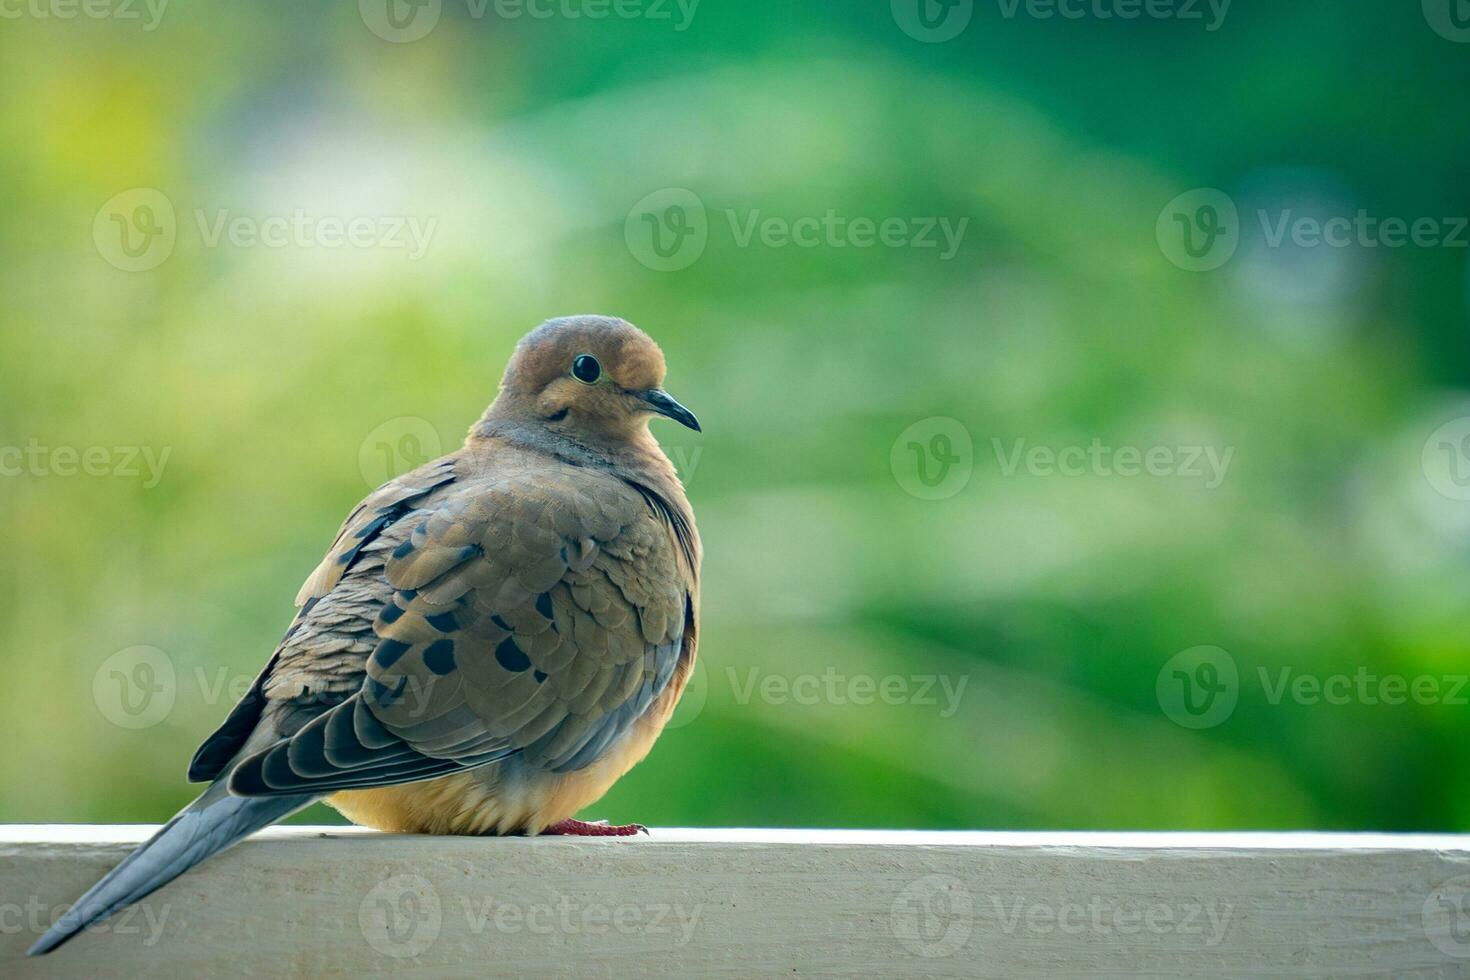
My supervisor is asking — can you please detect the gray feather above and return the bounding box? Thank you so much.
[27,782,316,956]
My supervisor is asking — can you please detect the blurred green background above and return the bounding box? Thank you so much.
[2,1,1468,832]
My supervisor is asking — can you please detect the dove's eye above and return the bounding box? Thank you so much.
[571,354,601,384]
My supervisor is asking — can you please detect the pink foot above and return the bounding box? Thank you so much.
[542,818,648,837]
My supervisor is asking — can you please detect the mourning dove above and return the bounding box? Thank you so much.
[31,315,702,955]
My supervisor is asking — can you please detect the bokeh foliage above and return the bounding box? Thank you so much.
[1,1,1468,831]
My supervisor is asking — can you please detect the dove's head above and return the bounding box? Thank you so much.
[480,315,700,450]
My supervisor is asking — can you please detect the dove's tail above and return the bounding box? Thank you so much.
[27,780,317,956]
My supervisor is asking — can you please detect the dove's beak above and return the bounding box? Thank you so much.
[642,389,701,432]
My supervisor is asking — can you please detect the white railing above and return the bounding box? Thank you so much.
[4,826,1469,977]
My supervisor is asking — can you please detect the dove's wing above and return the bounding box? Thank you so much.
[187,457,459,782]
[227,461,693,796]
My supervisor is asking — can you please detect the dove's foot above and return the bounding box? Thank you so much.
[542,818,648,837]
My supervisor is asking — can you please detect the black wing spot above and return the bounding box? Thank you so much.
[423,639,456,676]
[495,636,532,673]
[373,638,410,670]
[354,512,394,539]
[490,614,512,632]
[392,539,415,560]
[379,602,406,625]
[535,592,554,619]
[425,611,458,632]
[533,669,548,684]
[340,514,396,565]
